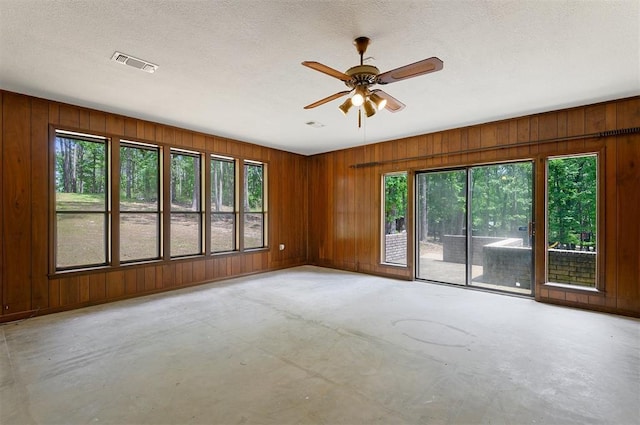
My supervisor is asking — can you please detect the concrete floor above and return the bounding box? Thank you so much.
[1,266,639,425]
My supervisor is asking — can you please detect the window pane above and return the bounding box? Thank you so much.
[383,173,407,265]
[171,213,201,256]
[120,144,159,211]
[55,137,106,211]
[244,213,263,249]
[243,161,266,249]
[211,158,235,212]
[416,170,467,285]
[211,213,235,252]
[244,163,263,212]
[547,155,597,287]
[470,162,533,294]
[56,213,106,268]
[211,157,236,253]
[121,213,159,262]
[171,152,201,212]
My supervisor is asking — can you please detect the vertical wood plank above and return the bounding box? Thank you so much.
[60,276,79,306]
[79,109,90,131]
[2,93,32,313]
[31,98,49,309]
[155,265,163,289]
[106,114,124,135]
[182,261,193,285]
[144,266,156,291]
[49,279,60,308]
[516,118,530,158]
[537,113,558,155]
[89,111,107,134]
[124,118,137,138]
[106,270,125,299]
[163,264,175,288]
[193,261,205,283]
[124,269,137,294]
[89,273,106,301]
[175,262,184,286]
[136,268,146,292]
[616,131,640,312]
[193,134,206,150]
[59,104,80,128]
[480,124,497,162]
[79,275,90,303]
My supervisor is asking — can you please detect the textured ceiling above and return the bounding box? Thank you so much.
[1,0,638,155]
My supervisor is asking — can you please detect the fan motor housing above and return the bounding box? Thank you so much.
[345,65,379,88]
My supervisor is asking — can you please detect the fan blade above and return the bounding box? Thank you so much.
[371,89,406,113]
[376,57,443,85]
[304,90,351,109]
[302,61,351,82]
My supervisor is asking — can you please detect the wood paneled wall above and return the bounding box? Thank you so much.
[0,90,308,322]
[2,90,638,320]
[308,97,640,317]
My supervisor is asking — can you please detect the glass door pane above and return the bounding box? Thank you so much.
[469,162,533,295]
[416,170,467,285]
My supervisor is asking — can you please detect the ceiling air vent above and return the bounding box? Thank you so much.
[111,52,158,73]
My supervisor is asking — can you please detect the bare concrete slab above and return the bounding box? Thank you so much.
[1,266,638,424]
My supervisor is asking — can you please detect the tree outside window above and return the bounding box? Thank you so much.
[55,132,109,269]
[383,172,407,265]
[244,161,266,249]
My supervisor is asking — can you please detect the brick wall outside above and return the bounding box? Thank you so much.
[385,232,407,264]
[548,249,596,286]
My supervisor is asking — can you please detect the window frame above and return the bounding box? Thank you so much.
[242,159,268,251]
[544,151,602,291]
[118,140,162,264]
[50,126,272,276]
[169,148,204,258]
[210,154,238,254]
[381,171,409,267]
[52,129,111,271]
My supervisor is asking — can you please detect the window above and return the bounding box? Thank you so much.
[54,131,109,269]
[546,154,598,288]
[211,155,237,253]
[382,172,407,265]
[53,127,268,271]
[243,160,267,249]
[120,141,161,262]
[170,149,203,257]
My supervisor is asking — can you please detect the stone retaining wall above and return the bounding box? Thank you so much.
[482,240,531,289]
[443,235,516,265]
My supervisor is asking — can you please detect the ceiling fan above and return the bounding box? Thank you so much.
[302,36,443,126]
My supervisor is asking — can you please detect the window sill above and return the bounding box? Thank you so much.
[380,262,409,268]
[243,247,269,253]
[543,282,601,294]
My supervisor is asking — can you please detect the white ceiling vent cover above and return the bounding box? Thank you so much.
[111,52,158,73]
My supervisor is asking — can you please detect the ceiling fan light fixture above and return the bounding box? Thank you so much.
[302,36,441,123]
[363,99,376,118]
[338,98,353,115]
[370,92,387,110]
[351,92,364,107]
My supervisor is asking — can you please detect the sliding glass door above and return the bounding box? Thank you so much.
[416,170,467,285]
[416,162,534,295]
[469,162,533,294]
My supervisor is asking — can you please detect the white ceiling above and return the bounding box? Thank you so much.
[1,1,638,155]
